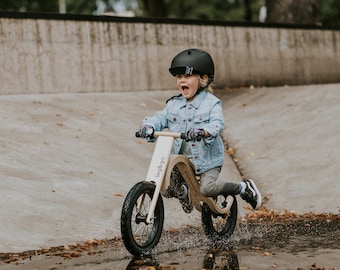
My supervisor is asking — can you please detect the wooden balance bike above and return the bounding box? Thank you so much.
[120,131,238,255]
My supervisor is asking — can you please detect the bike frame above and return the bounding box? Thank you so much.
[143,131,234,224]
[144,132,178,223]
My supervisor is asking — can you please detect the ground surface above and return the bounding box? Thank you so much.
[1,216,339,269]
[0,84,339,268]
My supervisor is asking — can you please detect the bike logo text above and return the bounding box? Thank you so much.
[155,156,166,178]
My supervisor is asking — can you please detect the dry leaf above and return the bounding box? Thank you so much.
[71,251,81,258]
[62,253,71,259]
[227,147,235,155]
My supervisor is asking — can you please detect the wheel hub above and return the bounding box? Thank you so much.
[135,213,147,224]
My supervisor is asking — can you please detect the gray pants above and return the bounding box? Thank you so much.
[199,166,241,197]
[166,165,241,198]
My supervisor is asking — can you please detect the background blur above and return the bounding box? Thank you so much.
[0,0,339,26]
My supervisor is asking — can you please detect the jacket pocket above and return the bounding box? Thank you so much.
[167,112,182,126]
[193,112,210,124]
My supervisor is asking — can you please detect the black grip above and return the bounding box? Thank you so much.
[135,131,141,137]
[180,133,186,139]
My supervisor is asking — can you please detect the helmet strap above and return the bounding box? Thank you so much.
[186,77,212,101]
[187,87,203,101]
[200,75,213,88]
[203,78,213,88]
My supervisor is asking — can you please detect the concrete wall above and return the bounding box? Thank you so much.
[0,14,339,94]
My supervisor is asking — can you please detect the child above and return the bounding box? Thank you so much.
[138,48,262,213]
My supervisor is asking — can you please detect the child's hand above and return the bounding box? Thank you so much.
[185,128,205,141]
[138,125,155,139]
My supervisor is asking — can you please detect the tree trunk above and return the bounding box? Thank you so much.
[266,0,321,24]
[244,0,252,22]
[141,0,166,17]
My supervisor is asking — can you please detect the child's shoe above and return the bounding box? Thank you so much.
[240,179,262,210]
[177,184,193,213]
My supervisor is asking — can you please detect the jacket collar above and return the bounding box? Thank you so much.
[189,88,207,108]
[178,88,207,109]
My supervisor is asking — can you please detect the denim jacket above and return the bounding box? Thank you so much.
[142,89,225,174]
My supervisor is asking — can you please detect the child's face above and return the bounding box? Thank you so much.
[176,74,200,102]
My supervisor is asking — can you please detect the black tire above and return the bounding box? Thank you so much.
[121,181,164,255]
[201,195,238,242]
[126,255,159,269]
[203,249,239,269]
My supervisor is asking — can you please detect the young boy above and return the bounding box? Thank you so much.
[138,48,262,213]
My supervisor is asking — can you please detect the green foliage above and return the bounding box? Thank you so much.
[0,0,339,26]
[66,1,97,15]
[0,0,58,13]
[321,0,340,26]
[142,0,263,22]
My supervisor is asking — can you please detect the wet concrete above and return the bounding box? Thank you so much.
[1,218,339,269]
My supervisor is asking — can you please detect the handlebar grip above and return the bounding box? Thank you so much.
[136,131,186,139]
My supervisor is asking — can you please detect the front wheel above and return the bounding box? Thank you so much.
[201,195,238,242]
[120,181,164,255]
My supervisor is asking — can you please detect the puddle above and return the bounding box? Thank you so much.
[123,219,339,269]
[125,247,339,270]
[1,219,339,269]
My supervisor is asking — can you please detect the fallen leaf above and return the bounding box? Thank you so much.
[227,147,235,155]
[71,251,81,258]
[62,253,71,259]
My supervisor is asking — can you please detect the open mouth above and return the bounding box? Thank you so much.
[181,86,189,91]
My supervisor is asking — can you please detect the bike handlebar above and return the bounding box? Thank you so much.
[135,131,186,140]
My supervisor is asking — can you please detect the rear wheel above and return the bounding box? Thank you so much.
[120,181,164,255]
[201,195,238,242]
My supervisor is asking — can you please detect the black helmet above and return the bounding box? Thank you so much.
[169,48,214,81]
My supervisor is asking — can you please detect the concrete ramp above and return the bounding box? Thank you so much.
[0,84,339,252]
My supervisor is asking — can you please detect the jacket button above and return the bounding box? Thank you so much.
[188,118,192,122]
